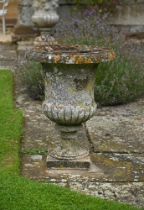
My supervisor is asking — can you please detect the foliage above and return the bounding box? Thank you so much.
[0,70,140,210]
[55,6,116,47]
[20,52,144,106]
[71,0,118,6]
[56,0,126,46]
[67,0,119,13]
[95,54,144,106]
[19,62,45,100]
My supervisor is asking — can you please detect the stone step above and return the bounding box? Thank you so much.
[22,152,144,183]
[0,43,18,68]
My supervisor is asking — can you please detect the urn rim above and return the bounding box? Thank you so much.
[29,45,116,65]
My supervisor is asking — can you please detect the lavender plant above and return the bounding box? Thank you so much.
[95,54,144,106]
[55,6,115,47]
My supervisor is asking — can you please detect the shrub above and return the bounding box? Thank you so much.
[20,55,144,107]
[19,62,45,101]
[67,0,119,8]
[95,54,144,106]
[55,6,114,47]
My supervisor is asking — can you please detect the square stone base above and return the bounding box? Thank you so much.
[47,156,91,169]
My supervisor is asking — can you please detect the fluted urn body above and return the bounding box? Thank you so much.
[42,63,97,126]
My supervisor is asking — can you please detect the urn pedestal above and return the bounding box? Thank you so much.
[29,0,116,171]
[29,46,115,169]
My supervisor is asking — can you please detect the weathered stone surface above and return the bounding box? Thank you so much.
[22,152,144,183]
[46,125,90,160]
[42,63,97,125]
[14,0,35,41]
[91,153,144,182]
[15,0,34,28]
[0,44,17,60]
[29,45,116,64]
[31,155,43,161]
[0,35,13,44]
[20,100,50,152]
[0,44,17,69]
[47,156,91,169]
[108,3,144,26]
[22,154,144,207]
[32,0,59,29]
[69,182,144,208]
[86,101,144,154]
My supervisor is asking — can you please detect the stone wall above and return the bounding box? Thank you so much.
[108,0,144,33]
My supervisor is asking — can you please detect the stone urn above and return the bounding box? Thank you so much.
[29,0,115,169]
[32,0,59,31]
[29,44,115,168]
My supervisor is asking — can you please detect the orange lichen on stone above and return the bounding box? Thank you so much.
[29,45,116,64]
[54,55,61,63]
[74,56,93,64]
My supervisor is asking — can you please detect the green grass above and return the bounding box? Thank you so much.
[0,71,23,175]
[0,70,142,210]
[1,174,141,210]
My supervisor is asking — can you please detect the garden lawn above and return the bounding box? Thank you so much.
[0,70,142,210]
